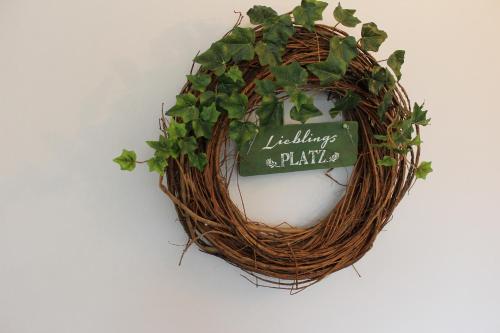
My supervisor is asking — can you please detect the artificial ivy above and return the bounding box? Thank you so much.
[114,1,432,180]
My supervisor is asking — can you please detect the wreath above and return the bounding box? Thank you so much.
[113,1,432,292]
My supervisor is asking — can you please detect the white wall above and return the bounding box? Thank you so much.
[1,0,499,332]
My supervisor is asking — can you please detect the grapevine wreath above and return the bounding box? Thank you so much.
[114,1,432,292]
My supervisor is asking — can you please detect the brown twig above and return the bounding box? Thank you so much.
[162,24,419,291]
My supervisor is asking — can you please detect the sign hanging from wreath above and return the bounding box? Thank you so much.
[113,1,432,292]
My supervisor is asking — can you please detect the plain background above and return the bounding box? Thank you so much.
[1,0,499,332]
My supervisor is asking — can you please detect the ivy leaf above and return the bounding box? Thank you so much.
[146,135,179,158]
[167,121,187,140]
[217,66,245,94]
[292,0,328,32]
[333,3,361,28]
[255,41,283,66]
[412,102,431,126]
[307,54,346,85]
[329,36,358,64]
[194,41,231,76]
[330,90,360,117]
[147,155,168,174]
[191,120,213,139]
[387,50,405,81]
[225,65,244,83]
[186,73,211,92]
[248,6,294,46]
[393,119,414,145]
[377,155,397,167]
[254,79,277,96]
[113,149,137,171]
[247,5,278,25]
[360,22,388,52]
[263,15,295,46]
[199,91,215,106]
[192,103,220,139]
[178,136,198,155]
[271,61,308,87]
[218,92,248,120]
[187,152,208,171]
[256,95,284,127]
[289,90,322,123]
[229,120,258,148]
[200,102,220,123]
[377,89,393,120]
[409,135,422,146]
[307,36,356,85]
[254,79,283,127]
[374,134,387,141]
[368,66,395,95]
[167,93,199,122]
[221,27,256,63]
[415,161,433,179]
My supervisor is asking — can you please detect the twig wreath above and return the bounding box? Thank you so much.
[114,1,432,292]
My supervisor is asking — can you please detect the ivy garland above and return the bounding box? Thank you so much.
[114,1,431,178]
[113,1,432,290]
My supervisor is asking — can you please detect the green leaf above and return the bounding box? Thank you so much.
[412,102,431,126]
[255,41,283,66]
[187,152,208,171]
[256,95,284,127]
[147,155,168,174]
[292,0,328,32]
[271,61,308,87]
[225,65,244,83]
[377,155,397,167]
[254,79,277,96]
[186,73,211,92]
[307,35,357,85]
[329,36,358,64]
[247,6,294,48]
[262,15,295,46]
[178,136,198,155]
[217,67,245,94]
[221,27,256,63]
[330,90,360,117]
[229,120,259,148]
[218,92,248,120]
[146,135,179,158]
[393,118,414,145]
[387,50,405,81]
[289,90,322,123]
[368,66,395,95]
[360,22,388,52]
[192,103,220,139]
[200,102,220,123]
[191,120,213,139]
[377,89,393,120]
[247,5,278,25]
[307,54,346,85]
[194,41,231,76]
[199,91,215,106]
[113,149,137,171]
[167,121,187,140]
[167,93,199,122]
[409,135,422,146]
[373,134,387,141]
[333,3,361,27]
[415,161,432,179]
[254,79,283,127]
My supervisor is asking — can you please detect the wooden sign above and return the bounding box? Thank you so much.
[239,121,358,176]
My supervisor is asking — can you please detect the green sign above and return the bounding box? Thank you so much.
[239,121,358,176]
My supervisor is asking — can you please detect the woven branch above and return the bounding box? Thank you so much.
[161,24,419,292]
